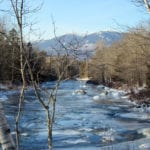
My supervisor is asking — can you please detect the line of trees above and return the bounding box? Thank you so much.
[0,24,82,85]
[89,25,150,88]
[0,25,47,85]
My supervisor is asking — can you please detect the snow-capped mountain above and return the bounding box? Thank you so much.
[35,31,124,57]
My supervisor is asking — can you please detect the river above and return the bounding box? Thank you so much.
[0,80,150,150]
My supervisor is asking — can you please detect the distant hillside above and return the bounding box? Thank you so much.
[35,31,124,58]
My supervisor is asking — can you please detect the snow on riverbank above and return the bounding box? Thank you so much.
[0,83,9,90]
[93,84,150,113]
[0,83,35,102]
[0,88,20,102]
[93,85,128,101]
[100,137,150,150]
[75,81,150,115]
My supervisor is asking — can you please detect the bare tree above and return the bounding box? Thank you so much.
[25,38,80,150]
[31,22,82,150]
[143,0,150,13]
[8,0,43,149]
[9,1,29,149]
[132,0,150,13]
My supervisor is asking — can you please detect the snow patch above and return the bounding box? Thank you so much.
[0,84,9,90]
[138,128,150,137]
[93,95,100,101]
[64,139,88,144]
[0,95,8,101]
[139,143,150,149]
[53,129,81,136]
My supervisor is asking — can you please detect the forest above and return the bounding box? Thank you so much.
[89,26,150,88]
[1,23,150,89]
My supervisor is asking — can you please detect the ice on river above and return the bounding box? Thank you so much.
[1,80,150,150]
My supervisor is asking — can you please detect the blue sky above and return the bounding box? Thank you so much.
[36,0,150,40]
[1,0,150,40]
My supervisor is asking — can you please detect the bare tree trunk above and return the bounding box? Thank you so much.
[0,102,15,150]
[143,0,150,13]
[15,85,25,150]
[10,1,27,149]
[11,47,15,83]
[46,109,52,150]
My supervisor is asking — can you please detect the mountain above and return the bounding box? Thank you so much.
[35,31,124,57]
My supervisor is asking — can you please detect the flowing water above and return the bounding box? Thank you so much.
[0,80,150,150]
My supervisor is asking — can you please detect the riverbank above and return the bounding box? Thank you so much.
[0,82,22,91]
[129,89,150,106]
[109,84,150,109]
[107,82,150,108]
[87,79,150,108]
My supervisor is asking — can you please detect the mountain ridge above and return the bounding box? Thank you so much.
[35,31,124,56]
